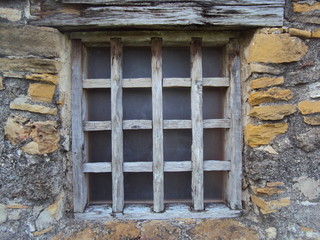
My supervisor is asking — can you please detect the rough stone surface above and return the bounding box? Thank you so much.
[303,116,320,125]
[288,28,311,38]
[141,220,181,239]
[243,63,282,80]
[0,204,7,224]
[0,58,60,74]
[36,193,64,230]
[0,23,61,58]
[251,196,291,214]
[265,227,277,240]
[248,88,293,106]
[293,176,320,200]
[0,76,3,90]
[189,220,259,239]
[28,83,56,103]
[246,34,308,63]
[10,96,58,115]
[293,2,320,13]
[0,7,21,21]
[295,129,320,152]
[245,123,288,147]
[25,73,59,85]
[250,77,284,90]
[308,81,320,99]
[4,115,60,154]
[298,100,320,115]
[249,105,296,120]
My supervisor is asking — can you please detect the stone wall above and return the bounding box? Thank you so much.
[0,0,319,239]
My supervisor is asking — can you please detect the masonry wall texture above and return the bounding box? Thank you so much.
[0,0,319,239]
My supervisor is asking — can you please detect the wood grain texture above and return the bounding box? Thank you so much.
[191,38,204,211]
[30,0,284,29]
[151,38,164,213]
[83,160,231,173]
[225,39,243,210]
[71,40,87,213]
[111,39,124,213]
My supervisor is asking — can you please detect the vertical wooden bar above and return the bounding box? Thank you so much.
[226,39,242,209]
[111,38,124,213]
[151,38,164,213]
[71,40,87,212]
[191,38,204,211]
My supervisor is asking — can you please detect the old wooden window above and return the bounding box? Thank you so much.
[71,31,242,219]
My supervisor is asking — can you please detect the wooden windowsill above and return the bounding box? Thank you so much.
[74,204,241,220]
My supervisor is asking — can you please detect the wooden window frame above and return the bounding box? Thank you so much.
[71,31,242,219]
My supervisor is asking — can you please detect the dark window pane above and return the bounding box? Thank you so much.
[124,173,153,202]
[87,131,111,162]
[204,171,225,202]
[86,89,111,121]
[123,88,152,120]
[204,129,225,160]
[202,47,223,78]
[163,88,191,120]
[164,172,191,202]
[163,47,190,78]
[87,47,111,79]
[89,173,112,203]
[123,47,151,78]
[124,130,152,162]
[164,130,192,161]
[203,87,225,119]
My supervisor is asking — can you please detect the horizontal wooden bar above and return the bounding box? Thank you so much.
[84,77,229,89]
[83,119,230,131]
[83,160,231,173]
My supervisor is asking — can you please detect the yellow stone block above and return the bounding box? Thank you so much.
[246,34,308,63]
[250,77,284,90]
[251,187,284,196]
[293,2,320,13]
[311,29,320,38]
[288,28,311,38]
[10,96,57,115]
[248,88,293,106]
[245,123,288,147]
[25,73,59,85]
[251,196,290,214]
[28,83,56,103]
[298,100,320,115]
[266,182,284,187]
[249,105,296,120]
[303,116,320,125]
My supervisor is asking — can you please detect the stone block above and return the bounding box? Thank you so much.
[265,227,277,240]
[0,76,3,90]
[25,73,59,85]
[4,115,30,145]
[28,83,56,103]
[250,77,284,90]
[245,123,288,147]
[251,186,284,196]
[0,23,62,58]
[308,82,320,99]
[10,96,57,115]
[36,193,64,230]
[293,176,319,200]
[298,100,320,115]
[248,88,293,106]
[33,227,54,237]
[303,116,320,125]
[311,29,320,38]
[251,196,291,214]
[288,28,311,38]
[293,2,320,13]
[267,182,284,187]
[0,8,21,22]
[246,34,308,63]
[0,204,7,224]
[0,58,60,74]
[295,129,320,152]
[249,105,296,120]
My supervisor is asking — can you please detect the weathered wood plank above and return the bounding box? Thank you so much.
[191,38,204,211]
[83,79,110,88]
[71,40,88,213]
[111,38,124,213]
[83,160,231,173]
[84,121,111,131]
[72,31,235,46]
[123,120,152,130]
[163,78,229,87]
[151,38,164,213]
[163,119,230,129]
[203,119,230,129]
[30,1,284,29]
[83,78,151,88]
[225,39,243,210]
